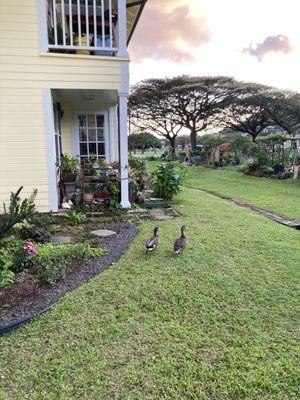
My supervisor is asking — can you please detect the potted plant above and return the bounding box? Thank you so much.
[60,154,80,182]
[83,184,95,202]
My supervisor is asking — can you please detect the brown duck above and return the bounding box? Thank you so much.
[145,227,160,253]
[174,225,187,255]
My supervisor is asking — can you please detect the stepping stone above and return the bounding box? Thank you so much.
[127,208,145,214]
[90,229,117,238]
[51,235,73,245]
[148,208,173,221]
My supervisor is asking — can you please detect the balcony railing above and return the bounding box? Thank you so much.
[47,0,119,56]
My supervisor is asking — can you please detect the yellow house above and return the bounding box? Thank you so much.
[0,0,146,211]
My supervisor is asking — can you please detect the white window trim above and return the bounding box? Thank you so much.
[72,109,111,163]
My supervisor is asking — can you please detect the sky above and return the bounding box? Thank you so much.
[128,0,300,92]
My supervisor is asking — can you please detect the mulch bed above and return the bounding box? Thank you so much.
[0,221,138,330]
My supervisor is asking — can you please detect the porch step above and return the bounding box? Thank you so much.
[141,198,169,209]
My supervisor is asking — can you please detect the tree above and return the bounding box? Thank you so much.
[169,76,240,151]
[128,131,161,153]
[264,91,300,135]
[128,79,182,154]
[220,88,274,142]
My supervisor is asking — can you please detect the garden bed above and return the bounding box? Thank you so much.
[0,221,138,330]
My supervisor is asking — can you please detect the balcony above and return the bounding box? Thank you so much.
[47,0,120,56]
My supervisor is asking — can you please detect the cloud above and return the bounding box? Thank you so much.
[243,34,293,61]
[129,0,211,62]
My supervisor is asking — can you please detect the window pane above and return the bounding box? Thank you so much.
[98,143,105,155]
[88,129,96,141]
[79,129,87,141]
[96,115,104,127]
[88,114,96,127]
[79,115,86,127]
[89,143,97,154]
[97,128,104,140]
[80,143,88,156]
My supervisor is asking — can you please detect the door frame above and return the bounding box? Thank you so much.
[72,109,111,162]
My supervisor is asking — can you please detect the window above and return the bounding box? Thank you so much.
[77,112,106,160]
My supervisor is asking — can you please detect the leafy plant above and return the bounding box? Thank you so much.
[0,236,25,287]
[61,210,87,225]
[151,162,185,201]
[35,243,103,284]
[129,157,147,175]
[0,260,14,288]
[60,154,81,173]
[0,187,37,237]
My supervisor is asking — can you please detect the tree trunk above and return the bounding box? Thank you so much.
[168,137,176,160]
[190,129,197,153]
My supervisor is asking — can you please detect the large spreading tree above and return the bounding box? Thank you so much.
[168,76,240,151]
[128,79,182,153]
[263,91,300,135]
[219,83,275,141]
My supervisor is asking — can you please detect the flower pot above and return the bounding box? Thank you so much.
[84,176,92,183]
[62,172,77,183]
[74,36,90,55]
[83,192,94,202]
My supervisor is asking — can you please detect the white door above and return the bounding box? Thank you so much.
[73,110,110,161]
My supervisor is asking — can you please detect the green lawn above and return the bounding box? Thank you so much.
[0,173,299,399]
[185,166,300,221]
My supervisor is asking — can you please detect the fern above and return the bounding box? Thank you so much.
[0,187,37,237]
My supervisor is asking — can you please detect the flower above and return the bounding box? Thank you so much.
[23,241,38,255]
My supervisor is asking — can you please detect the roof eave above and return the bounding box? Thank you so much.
[127,0,147,45]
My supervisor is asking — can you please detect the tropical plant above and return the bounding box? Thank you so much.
[61,210,87,225]
[151,162,185,201]
[0,187,37,237]
[60,154,81,173]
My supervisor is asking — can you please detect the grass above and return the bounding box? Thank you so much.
[185,166,300,220]
[0,171,299,399]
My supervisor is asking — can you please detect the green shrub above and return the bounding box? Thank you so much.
[128,157,147,175]
[35,243,104,284]
[151,162,185,201]
[0,236,24,287]
[0,260,14,288]
[61,211,87,225]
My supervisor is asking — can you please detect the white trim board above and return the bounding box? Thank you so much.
[42,88,59,212]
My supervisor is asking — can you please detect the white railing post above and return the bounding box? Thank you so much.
[117,0,128,57]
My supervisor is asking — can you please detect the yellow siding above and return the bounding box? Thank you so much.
[0,2,124,211]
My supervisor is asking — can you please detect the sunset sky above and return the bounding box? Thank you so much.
[129,0,300,92]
